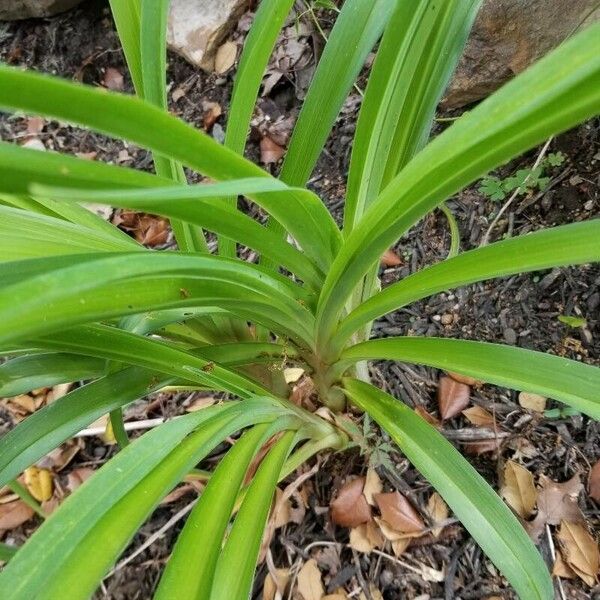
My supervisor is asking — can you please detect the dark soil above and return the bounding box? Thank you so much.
[1,2,599,599]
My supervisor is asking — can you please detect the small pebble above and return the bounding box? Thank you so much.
[441,313,454,325]
[503,328,517,345]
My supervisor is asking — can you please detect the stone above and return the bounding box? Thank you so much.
[167,0,249,71]
[445,0,600,108]
[0,0,83,20]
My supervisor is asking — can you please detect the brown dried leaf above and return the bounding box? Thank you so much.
[447,371,482,386]
[262,568,290,600]
[297,559,324,600]
[185,396,217,412]
[437,376,470,420]
[24,466,53,502]
[363,468,383,506]
[349,520,385,553]
[414,406,441,428]
[462,406,495,428]
[0,500,34,531]
[552,550,577,579]
[501,461,537,519]
[380,249,402,267]
[103,67,124,91]
[10,394,36,414]
[202,101,222,131]
[214,41,237,74]
[391,537,411,557]
[426,492,449,537]
[463,438,502,456]
[330,477,371,528]
[26,116,45,136]
[588,459,600,502]
[260,136,285,164]
[66,467,95,493]
[374,491,425,534]
[557,521,599,587]
[518,392,547,412]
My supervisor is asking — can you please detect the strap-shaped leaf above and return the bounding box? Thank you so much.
[0,205,139,262]
[156,422,274,598]
[316,22,600,344]
[0,400,288,600]
[343,378,553,600]
[0,367,171,489]
[209,430,296,600]
[218,0,296,257]
[338,337,600,419]
[0,253,316,348]
[0,543,17,563]
[0,66,341,268]
[329,220,600,355]
[344,0,481,233]
[33,179,326,288]
[0,352,105,397]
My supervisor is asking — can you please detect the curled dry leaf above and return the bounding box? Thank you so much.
[260,136,286,164]
[380,248,402,267]
[297,559,324,600]
[437,376,470,420]
[588,459,600,502]
[201,101,222,131]
[501,460,537,519]
[557,520,600,587]
[66,467,95,493]
[462,405,496,428]
[24,466,53,502]
[330,477,371,528]
[518,392,547,412]
[262,568,290,600]
[102,67,124,91]
[214,41,237,74]
[414,406,441,428]
[349,521,385,553]
[426,492,449,537]
[552,550,577,579]
[447,371,482,386]
[0,500,34,531]
[374,491,425,534]
[363,468,383,506]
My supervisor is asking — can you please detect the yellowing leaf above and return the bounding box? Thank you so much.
[501,461,537,519]
[297,559,324,600]
[24,466,53,502]
[557,521,599,587]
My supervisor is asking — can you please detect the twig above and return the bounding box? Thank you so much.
[480,137,553,246]
[546,524,567,600]
[75,417,175,438]
[352,549,373,600]
[104,499,197,579]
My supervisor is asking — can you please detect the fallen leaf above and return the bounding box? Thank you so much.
[260,136,285,164]
[202,101,222,131]
[462,405,496,428]
[262,568,290,600]
[588,459,600,502]
[46,383,72,403]
[501,461,537,519]
[518,392,547,412]
[66,467,95,493]
[391,537,411,557]
[552,550,577,579]
[40,439,83,472]
[9,394,36,414]
[323,595,347,600]
[297,559,324,600]
[160,483,197,506]
[437,376,470,420]
[426,492,449,537]
[528,474,585,540]
[315,545,341,575]
[284,367,305,384]
[414,406,441,428]
[374,491,424,534]
[103,67,124,91]
[359,585,384,600]
[557,521,599,587]
[349,521,384,553]
[185,396,217,412]
[0,501,34,531]
[114,211,169,246]
[447,371,482,386]
[380,249,402,267]
[214,41,237,74]
[26,116,45,136]
[24,466,53,502]
[363,468,383,506]
[463,438,503,456]
[330,477,371,528]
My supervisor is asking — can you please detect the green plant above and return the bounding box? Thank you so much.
[479,151,566,201]
[0,0,598,598]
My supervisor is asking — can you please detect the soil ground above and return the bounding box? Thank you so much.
[0,2,599,599]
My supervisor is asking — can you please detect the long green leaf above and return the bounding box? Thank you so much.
[343,378,553,600]
[33,179,325,288]
[0,352,105,397]
[0,400,287,599]
[156,423,273,598]
[0,253,316,348]
[316,22,600,345]
[338,337,600,419]
[329,220,600,355]
[209,430,296,600]
[0,543,17,563]
[0,66,341,267]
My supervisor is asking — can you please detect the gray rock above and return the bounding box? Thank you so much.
[167,0,249,71]
[0,0,83,20]
[445,0,600,107]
